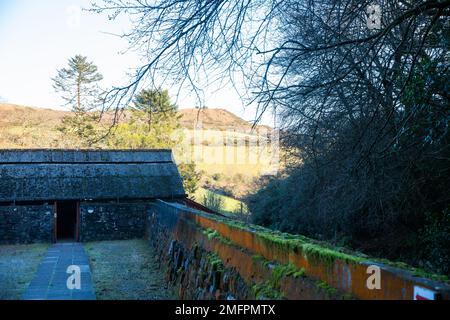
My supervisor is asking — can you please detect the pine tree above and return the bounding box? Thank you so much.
[106,88,200,196]
[53,55,104,147]
[132,88,179,134]
[108,88,182,149]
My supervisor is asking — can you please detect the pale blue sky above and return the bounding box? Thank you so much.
[0,0,272,124]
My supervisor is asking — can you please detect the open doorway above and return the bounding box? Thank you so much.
[56,201,79,242]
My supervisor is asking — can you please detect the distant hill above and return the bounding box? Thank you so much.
[0,103,278,193]
[0,103,267,129]
[179,108,256,130]
[0,103,272,149]
[0,104,69,148]
[0,103,68,126]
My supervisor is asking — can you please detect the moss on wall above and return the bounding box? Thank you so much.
[202,228,233,246]
[193,209,448,282]
[150,201,450,300]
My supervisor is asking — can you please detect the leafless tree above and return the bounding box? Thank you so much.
[91,1,449,143]
[91,0,450,271]
[91,0,284,124]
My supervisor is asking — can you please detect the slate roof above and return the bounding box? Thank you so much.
[0,150,186,202]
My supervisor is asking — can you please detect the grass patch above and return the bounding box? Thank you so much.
[252,281,284,300]
[251,259,307,299]
[84,239,175,300]
[316,280,338,298]
[0,243,50,300]
[195,187,250,217]
[252,254,265,264]
[206,252,225,273]
[202,228,233,246]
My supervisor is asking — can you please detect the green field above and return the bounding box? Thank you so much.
[194,187,250,217]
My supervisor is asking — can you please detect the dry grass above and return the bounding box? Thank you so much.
[0,243,50,300]
[84,239,175,300]
[178,108,258,130]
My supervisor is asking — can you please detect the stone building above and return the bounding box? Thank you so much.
[0,149,185,244]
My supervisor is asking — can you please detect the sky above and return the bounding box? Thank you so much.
[0,0,273,125]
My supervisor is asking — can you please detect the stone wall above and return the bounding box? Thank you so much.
[148,211,251,300]
[79,202,150,242]
[147,201,339,300]
[0,205,53,244]
[165,240,251,299]
[147,200,450,300]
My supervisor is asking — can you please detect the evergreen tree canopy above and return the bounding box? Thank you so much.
[53,55,103,112]
[107,88,181,149]
[131,88,178,132]
[53,55,104,147]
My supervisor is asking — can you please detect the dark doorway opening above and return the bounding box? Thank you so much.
[56,201,78,242]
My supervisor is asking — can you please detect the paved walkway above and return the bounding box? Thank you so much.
[22,243,96,300]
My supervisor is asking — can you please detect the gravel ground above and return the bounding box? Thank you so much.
[84,239,175,300]
[0,243,50,300]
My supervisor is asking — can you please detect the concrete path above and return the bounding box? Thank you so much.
[22,243,96,300]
